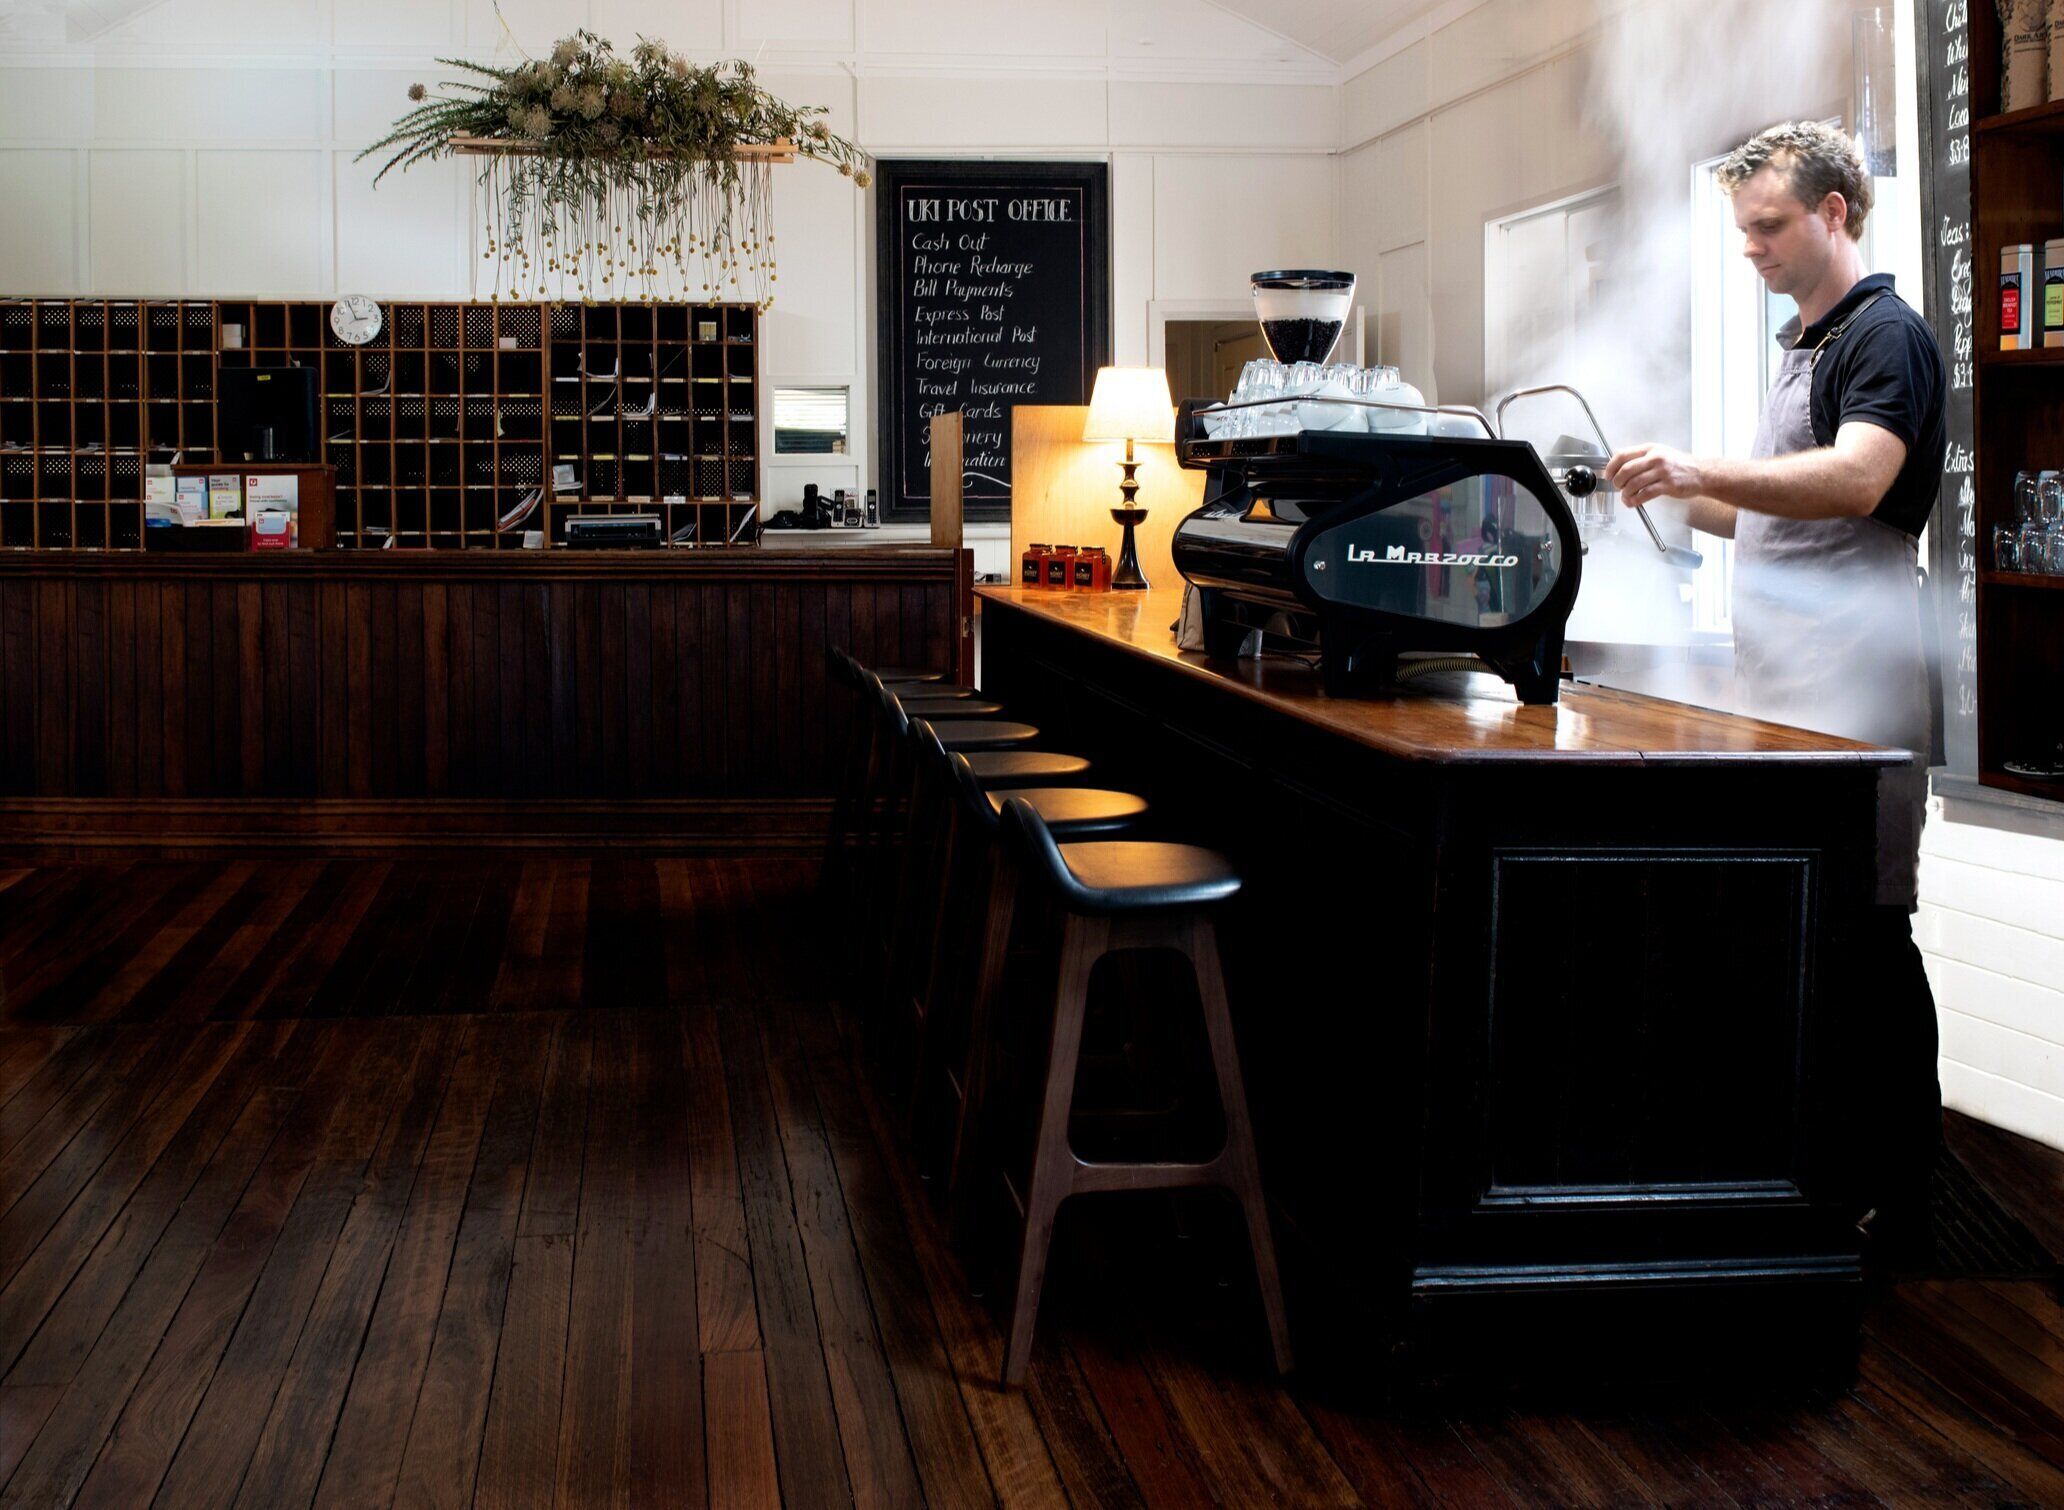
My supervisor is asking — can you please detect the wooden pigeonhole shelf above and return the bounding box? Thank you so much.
[0,297,761,551]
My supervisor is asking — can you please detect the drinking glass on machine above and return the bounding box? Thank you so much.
[1210,359,1264,438]
[1240,360,1292,436]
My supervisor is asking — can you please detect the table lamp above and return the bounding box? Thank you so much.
[1082,366,1174,590]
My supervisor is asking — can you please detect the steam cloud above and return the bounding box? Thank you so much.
[1499,0,1865,698]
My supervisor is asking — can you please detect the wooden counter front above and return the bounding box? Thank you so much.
[0,547,968,856]
[976,583,1895,1375]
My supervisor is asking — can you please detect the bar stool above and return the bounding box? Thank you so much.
[861,674,1040,975]
[978,796,1292,1388]
[871,663,948,684]
[904,729,1149,1185]
[825,648,998,907]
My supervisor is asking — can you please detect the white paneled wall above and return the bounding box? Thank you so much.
[1919,790,2064,1150]
[0,0,1338,511]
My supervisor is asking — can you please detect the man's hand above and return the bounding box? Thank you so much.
[1605,444,1707,509]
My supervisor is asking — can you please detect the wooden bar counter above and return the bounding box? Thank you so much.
[977,584,1905,1373]
[0,547,966,856]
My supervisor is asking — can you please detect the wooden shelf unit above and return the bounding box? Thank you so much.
[0,298,214,550]
[0,297,761,552]
[1969,4,2064,798]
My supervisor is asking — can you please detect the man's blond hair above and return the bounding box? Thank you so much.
[1716,120,1872,240]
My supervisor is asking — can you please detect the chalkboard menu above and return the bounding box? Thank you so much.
[875,160,1110,522]
[1915,0,1977,774]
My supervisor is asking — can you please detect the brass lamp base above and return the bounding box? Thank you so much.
[1110,506,1148,589]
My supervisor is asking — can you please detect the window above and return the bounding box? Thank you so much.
[1483,187,1619,400]
[772,386,849,456]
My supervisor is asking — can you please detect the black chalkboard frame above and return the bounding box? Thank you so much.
[873,158,1111,525]
[1912,0,1977,776]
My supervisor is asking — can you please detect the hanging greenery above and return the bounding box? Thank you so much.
[358,32,871,307]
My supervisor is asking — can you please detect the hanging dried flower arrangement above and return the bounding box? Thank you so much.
[359,32,870,307]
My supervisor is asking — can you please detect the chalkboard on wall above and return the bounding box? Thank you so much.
[874,160,1110,522]
[1914,0,1976,774]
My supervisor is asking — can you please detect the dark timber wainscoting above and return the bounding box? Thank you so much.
[0,547,967,857]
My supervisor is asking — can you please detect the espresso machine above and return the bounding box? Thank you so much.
[1170,411,1583,704]
[1170,271,1589,704]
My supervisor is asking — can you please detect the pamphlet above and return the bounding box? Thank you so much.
[175,474,208,524]
[207,472,242,519]
[244,473,299,520]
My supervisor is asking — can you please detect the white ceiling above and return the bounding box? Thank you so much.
[1202,0,1453,63]
[6,0,1457,70]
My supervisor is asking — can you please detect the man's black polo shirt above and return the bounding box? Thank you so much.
[1783,272,1948,537]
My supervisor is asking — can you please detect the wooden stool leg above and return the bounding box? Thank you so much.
[945,847,1015,1201]
[881,754,941,1018]
[823,688,864,894]
[1002,912,1105,1389]
[1186,915,1294,1376]
[904,802,966,1143]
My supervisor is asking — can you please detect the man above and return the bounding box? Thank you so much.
[1606,120,1947,1255]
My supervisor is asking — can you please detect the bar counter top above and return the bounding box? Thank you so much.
[976,585,1902,767]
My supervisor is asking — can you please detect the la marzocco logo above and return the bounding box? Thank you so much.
[1346,544,1519,569]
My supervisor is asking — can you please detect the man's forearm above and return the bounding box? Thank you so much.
[1695,448,1878,520]
[1681,496,1737,538]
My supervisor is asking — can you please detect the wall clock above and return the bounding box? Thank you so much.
[330,295,383,346]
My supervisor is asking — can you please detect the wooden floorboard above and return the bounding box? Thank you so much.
[0,858,2060,1507]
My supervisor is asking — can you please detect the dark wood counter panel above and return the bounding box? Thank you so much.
[0,547,967,856]
[976,584,1893,1376]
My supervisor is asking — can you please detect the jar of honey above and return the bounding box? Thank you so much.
[1071,546,1111,591]
[1021,542,1051,586]
[1045,545,1078,588]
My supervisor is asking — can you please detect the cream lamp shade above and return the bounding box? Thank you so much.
[1082,367,1175,444]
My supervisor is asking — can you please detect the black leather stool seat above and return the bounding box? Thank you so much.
[871,665,945,683]
[901,696,1007,718]
[930,719,1039,751]
[1051,840,1242,911]
[884,681,978,698]
[985,786,1147,838]
[963,750,1091,784]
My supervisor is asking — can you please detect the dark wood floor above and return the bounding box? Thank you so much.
[2,858,2063,1508]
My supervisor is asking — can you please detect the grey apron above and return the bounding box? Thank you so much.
[1735,303,1931,909]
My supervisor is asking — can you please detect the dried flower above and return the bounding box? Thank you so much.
[550,86,575,113]
[577,85,606,119]
[668,55,691,80]
[551,37,579,68]
[407,82,427,102]
[519,104,551,138]
[596,121,622,146]
[854,168,872,188]
[838,161,852,177]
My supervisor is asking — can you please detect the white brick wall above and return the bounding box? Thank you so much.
[1918,782,2064,1153]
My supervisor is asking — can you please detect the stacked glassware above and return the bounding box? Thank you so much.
[1995,470,2064,575]
[1195,359,1487,440]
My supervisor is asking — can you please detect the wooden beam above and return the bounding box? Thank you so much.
[448,135,798,162]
